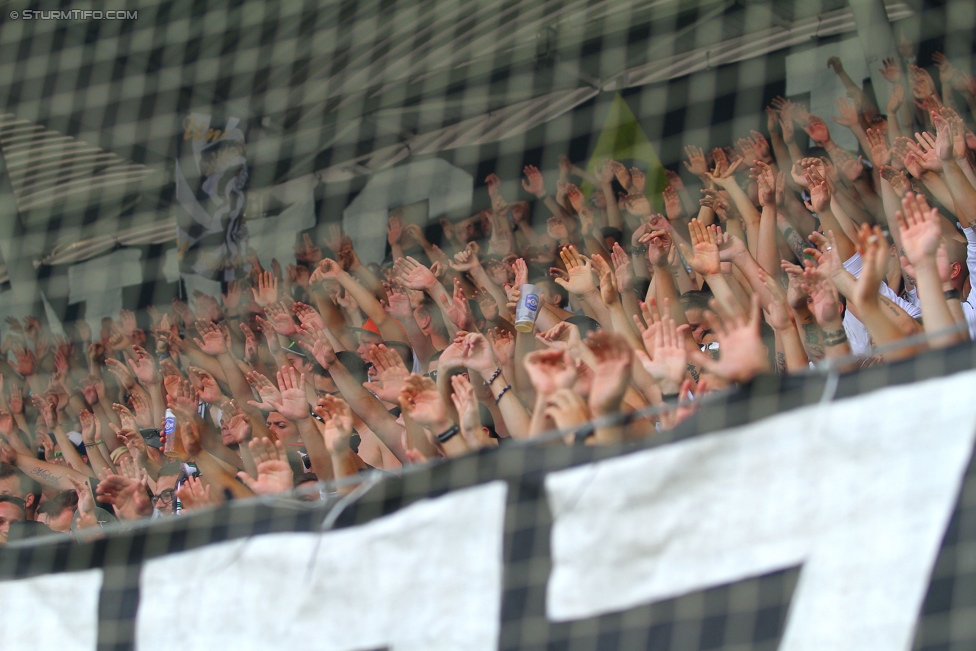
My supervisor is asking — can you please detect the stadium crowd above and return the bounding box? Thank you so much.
[1,47,976,542]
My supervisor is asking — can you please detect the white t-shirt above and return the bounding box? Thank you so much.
[840,252,921,355]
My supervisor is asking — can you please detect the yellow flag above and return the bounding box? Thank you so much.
[581,93,666,211]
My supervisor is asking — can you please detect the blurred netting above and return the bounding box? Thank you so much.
[1,0,976,649]
[0,0,971,328]
[3,334,976,650]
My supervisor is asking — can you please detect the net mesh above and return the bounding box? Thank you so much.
[0,0,975,649]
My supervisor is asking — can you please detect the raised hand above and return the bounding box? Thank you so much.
[663,186,683,221]
[111,402,139,433]
[11,345,35,377]
[804,115,831,144]
[251,271,279,308]
[879,56,901,83]
[633,301,687,392]
[245,371,282,411]
[832,96,860,127]
[807,276,842,327]
[804,173,831,214]
[220,400,252,446]
[104,356,136,390]
[509,257,528,289]
[896,192,942,265]
[591,254,619,307]
[543,389,591,432]
[129,391,154,429]
[314,394,354,453]
[640,228,673,267]
[486,328,515,366]
[865,127,891,166]
[610,242,634,292]
[680,219,721,276]
[879,166,911,197]
[444,278,473,330]
[393,256,437,292]
[309,257,345,286]
[175,476,219,512]
[753,160,776,206]
[909,65,937,99]
[449,374,485,448]
[851,224,890,308]
[96,467,152,520]
[191,320,227,356]
[398,374,449,428]
[459,331,497,375]
[167,378,199,413]
[555,245,597,296]
[363,344,410,403]
[683,145,709,177]
[834,148,864,182]
[383,284,413,320]
[691,295,770,383]
[264,302,297,336]
[193,292,223,323]
[268,366,309,422]
[291,302,325,332]
[630,167,646,192]
[126,345,160,386]
[387,212,404,246]
[523,348,577,396]
[584,332,632,417]
[296,325,337,370]
[78,409,97,445]
[449,248,481,273]
[237,438,294,495]
[521,165,546,197]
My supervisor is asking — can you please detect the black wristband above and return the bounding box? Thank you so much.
[436,424,460,444]
[944,289,961,301]
[823,328,848,346]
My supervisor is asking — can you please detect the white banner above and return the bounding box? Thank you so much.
[0,569,102,651]
[546,370,976,650]
[137,481,508,651]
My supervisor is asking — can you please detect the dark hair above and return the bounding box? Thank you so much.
[600,226,623,245]
[336,351,369,385]
[383,341,413,369]
[478,403,497,439]
[680,289,714,312]
[415,301,449,339]
[0,494,27,516]
[534,277,568,308]
[37,490,78,517]
[0,462,40,504]
[565,315,601,338]
[158,462,183,478]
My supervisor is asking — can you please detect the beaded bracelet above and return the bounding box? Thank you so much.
[484,367,503,386]
[494,384,512,404]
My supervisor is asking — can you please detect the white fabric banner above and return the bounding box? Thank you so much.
[545,370,976,650]
[137,481,508,651]
[0,569,103,651]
